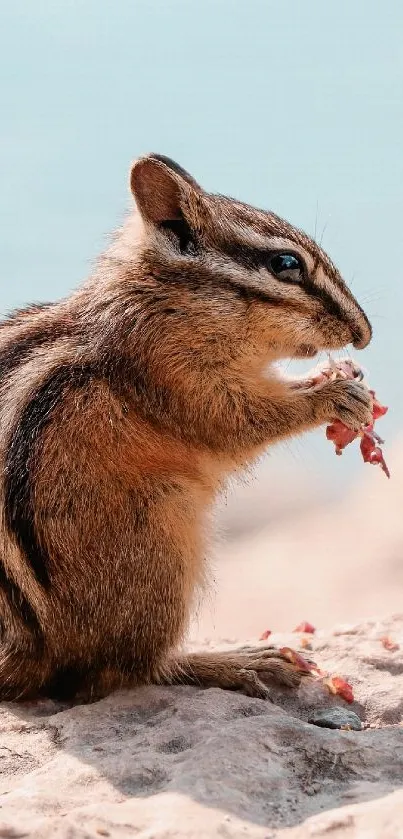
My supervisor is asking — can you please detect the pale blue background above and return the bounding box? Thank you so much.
[1,0,402,484]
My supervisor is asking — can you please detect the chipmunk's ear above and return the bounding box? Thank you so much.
[130,154,201,225]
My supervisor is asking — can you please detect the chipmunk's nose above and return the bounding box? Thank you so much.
[351,307,372,349]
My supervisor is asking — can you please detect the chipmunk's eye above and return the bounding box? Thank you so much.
[268,253,304,283]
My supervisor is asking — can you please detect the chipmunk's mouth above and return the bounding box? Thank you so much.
[282,354,365,392]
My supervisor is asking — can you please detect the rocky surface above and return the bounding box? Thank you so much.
[0,616,402,837]
[307,707,362,730]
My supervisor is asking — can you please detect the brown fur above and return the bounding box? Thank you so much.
[0,154,373,701]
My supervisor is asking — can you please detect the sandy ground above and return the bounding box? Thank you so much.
[1,616,403,838]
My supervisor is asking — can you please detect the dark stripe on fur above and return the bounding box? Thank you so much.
[0,307,70,385]
[0,562,43,638]
[220,242,282,271]
[303,279,346,324]
[0,305,73,633]
[0,331,51,383]
[229,280,303,310]
[211,242,350,323]
[4,366,93,589]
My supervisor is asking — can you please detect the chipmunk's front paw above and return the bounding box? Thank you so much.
[314,379,373,431]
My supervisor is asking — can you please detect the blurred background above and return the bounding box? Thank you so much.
[1,1,402,637]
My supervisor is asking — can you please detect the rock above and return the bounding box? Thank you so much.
[308,708,362,731]
[0,616,402,837]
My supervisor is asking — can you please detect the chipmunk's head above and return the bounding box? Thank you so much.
[129,154,372,366]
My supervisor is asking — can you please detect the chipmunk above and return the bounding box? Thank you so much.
[0,154,372,702]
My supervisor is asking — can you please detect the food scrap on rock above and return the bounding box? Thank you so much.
[280,646,355,704]
[257,626,356,705]
[293,621,316,634]
[380,636,400,652]
[323,676,354,704]
[279,647,314,674]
